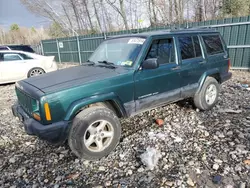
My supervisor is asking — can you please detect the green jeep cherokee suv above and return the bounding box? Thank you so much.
[12,28,232,160]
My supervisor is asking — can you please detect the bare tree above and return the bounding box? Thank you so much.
[106,0,129,30]
[82,0,95,31]
[92,0,102,31]
[20,0,250,37]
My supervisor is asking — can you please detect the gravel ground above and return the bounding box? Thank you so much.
[0,69,250,188]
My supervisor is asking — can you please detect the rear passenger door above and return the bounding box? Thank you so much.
[177,35,207,98]
[201,34,228,72]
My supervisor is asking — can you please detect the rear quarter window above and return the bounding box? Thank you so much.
[202,35,224,55]
[18,53,33,60]
[9,45,35,53]
[0,46,9,50]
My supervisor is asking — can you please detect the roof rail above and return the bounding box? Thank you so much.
[169,26,216,32]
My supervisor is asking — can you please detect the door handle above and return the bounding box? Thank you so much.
[199,61,206,65]
[171,66,180,70]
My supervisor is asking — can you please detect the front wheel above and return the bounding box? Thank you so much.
[68,106,121,160]
[194,77,220,110]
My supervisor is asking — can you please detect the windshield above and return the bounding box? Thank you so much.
[88,37,146,67]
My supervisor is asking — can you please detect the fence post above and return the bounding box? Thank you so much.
[40,41,44,55]
[77,36,82,64]
[56,39,61,63]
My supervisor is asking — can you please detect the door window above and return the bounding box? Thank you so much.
[3,53,23,61]
[202,35,224,55]
[179,36,202,60]
[146,38,176,65]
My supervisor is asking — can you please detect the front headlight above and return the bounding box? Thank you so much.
[32,100,41,121]
[31,99,39,112]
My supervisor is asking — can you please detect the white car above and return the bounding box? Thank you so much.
[0,50,58,84]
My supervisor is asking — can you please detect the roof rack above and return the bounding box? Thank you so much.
[169,26,216,32]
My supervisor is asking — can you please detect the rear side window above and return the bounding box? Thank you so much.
[9,45,35,53]
[179,36,202,60]
[3,53,22,61]
[0,46,9,50]
[202,35,224,55]
[146,38,175,64]
[18,53,33,60]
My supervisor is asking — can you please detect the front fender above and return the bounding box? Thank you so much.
[196,68,220,94]
[64,92,126,121]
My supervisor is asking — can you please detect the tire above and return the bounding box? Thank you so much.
[68,106,121,160]
[194,77,220,111]
[28,67,45,78]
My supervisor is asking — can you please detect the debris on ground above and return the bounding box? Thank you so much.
[66,172,80,180]
[218,108,242,114]
[140,147,161,170]
[212,175,222,184]
[155,119,164,126]
[243,159,250,165]
[186,177,195,187]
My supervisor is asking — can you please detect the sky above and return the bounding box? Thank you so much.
[0,0,49,29]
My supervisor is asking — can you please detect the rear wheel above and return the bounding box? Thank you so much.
[68,106,121,160]
[194,77,220,110]
[28,68,45,77]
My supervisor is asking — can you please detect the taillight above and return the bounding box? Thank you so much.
[228,59,231,72]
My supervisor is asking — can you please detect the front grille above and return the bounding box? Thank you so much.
[16,88,33,115]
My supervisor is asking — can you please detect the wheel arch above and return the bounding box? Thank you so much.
[64,93,127,121]
[196,69,221,94]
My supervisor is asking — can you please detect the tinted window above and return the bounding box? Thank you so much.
[193,36,202,57]
[0,46,8,50]
[0,53,3,61]
[3,53,22,61]
[179,36,195,60]
[179,36,203,60]
[9,45,35,53]
[202,35,224,55]
[146,38,175,64]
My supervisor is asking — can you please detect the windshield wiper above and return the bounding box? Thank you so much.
[82,60,95,66]
[98,60,116,68]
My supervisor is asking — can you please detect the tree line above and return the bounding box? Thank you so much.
[0,0,250,45]
[0,24,49,45]
[21,0,250,37]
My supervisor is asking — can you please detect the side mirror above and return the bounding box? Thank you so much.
[141,58,159,70]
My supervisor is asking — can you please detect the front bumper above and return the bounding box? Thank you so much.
[12,103,69,144]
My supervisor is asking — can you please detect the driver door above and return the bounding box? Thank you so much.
[134,37,182,112]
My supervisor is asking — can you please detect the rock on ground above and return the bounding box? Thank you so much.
[0,69,250,187]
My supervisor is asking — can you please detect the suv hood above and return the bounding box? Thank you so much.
[23,65,121,93]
